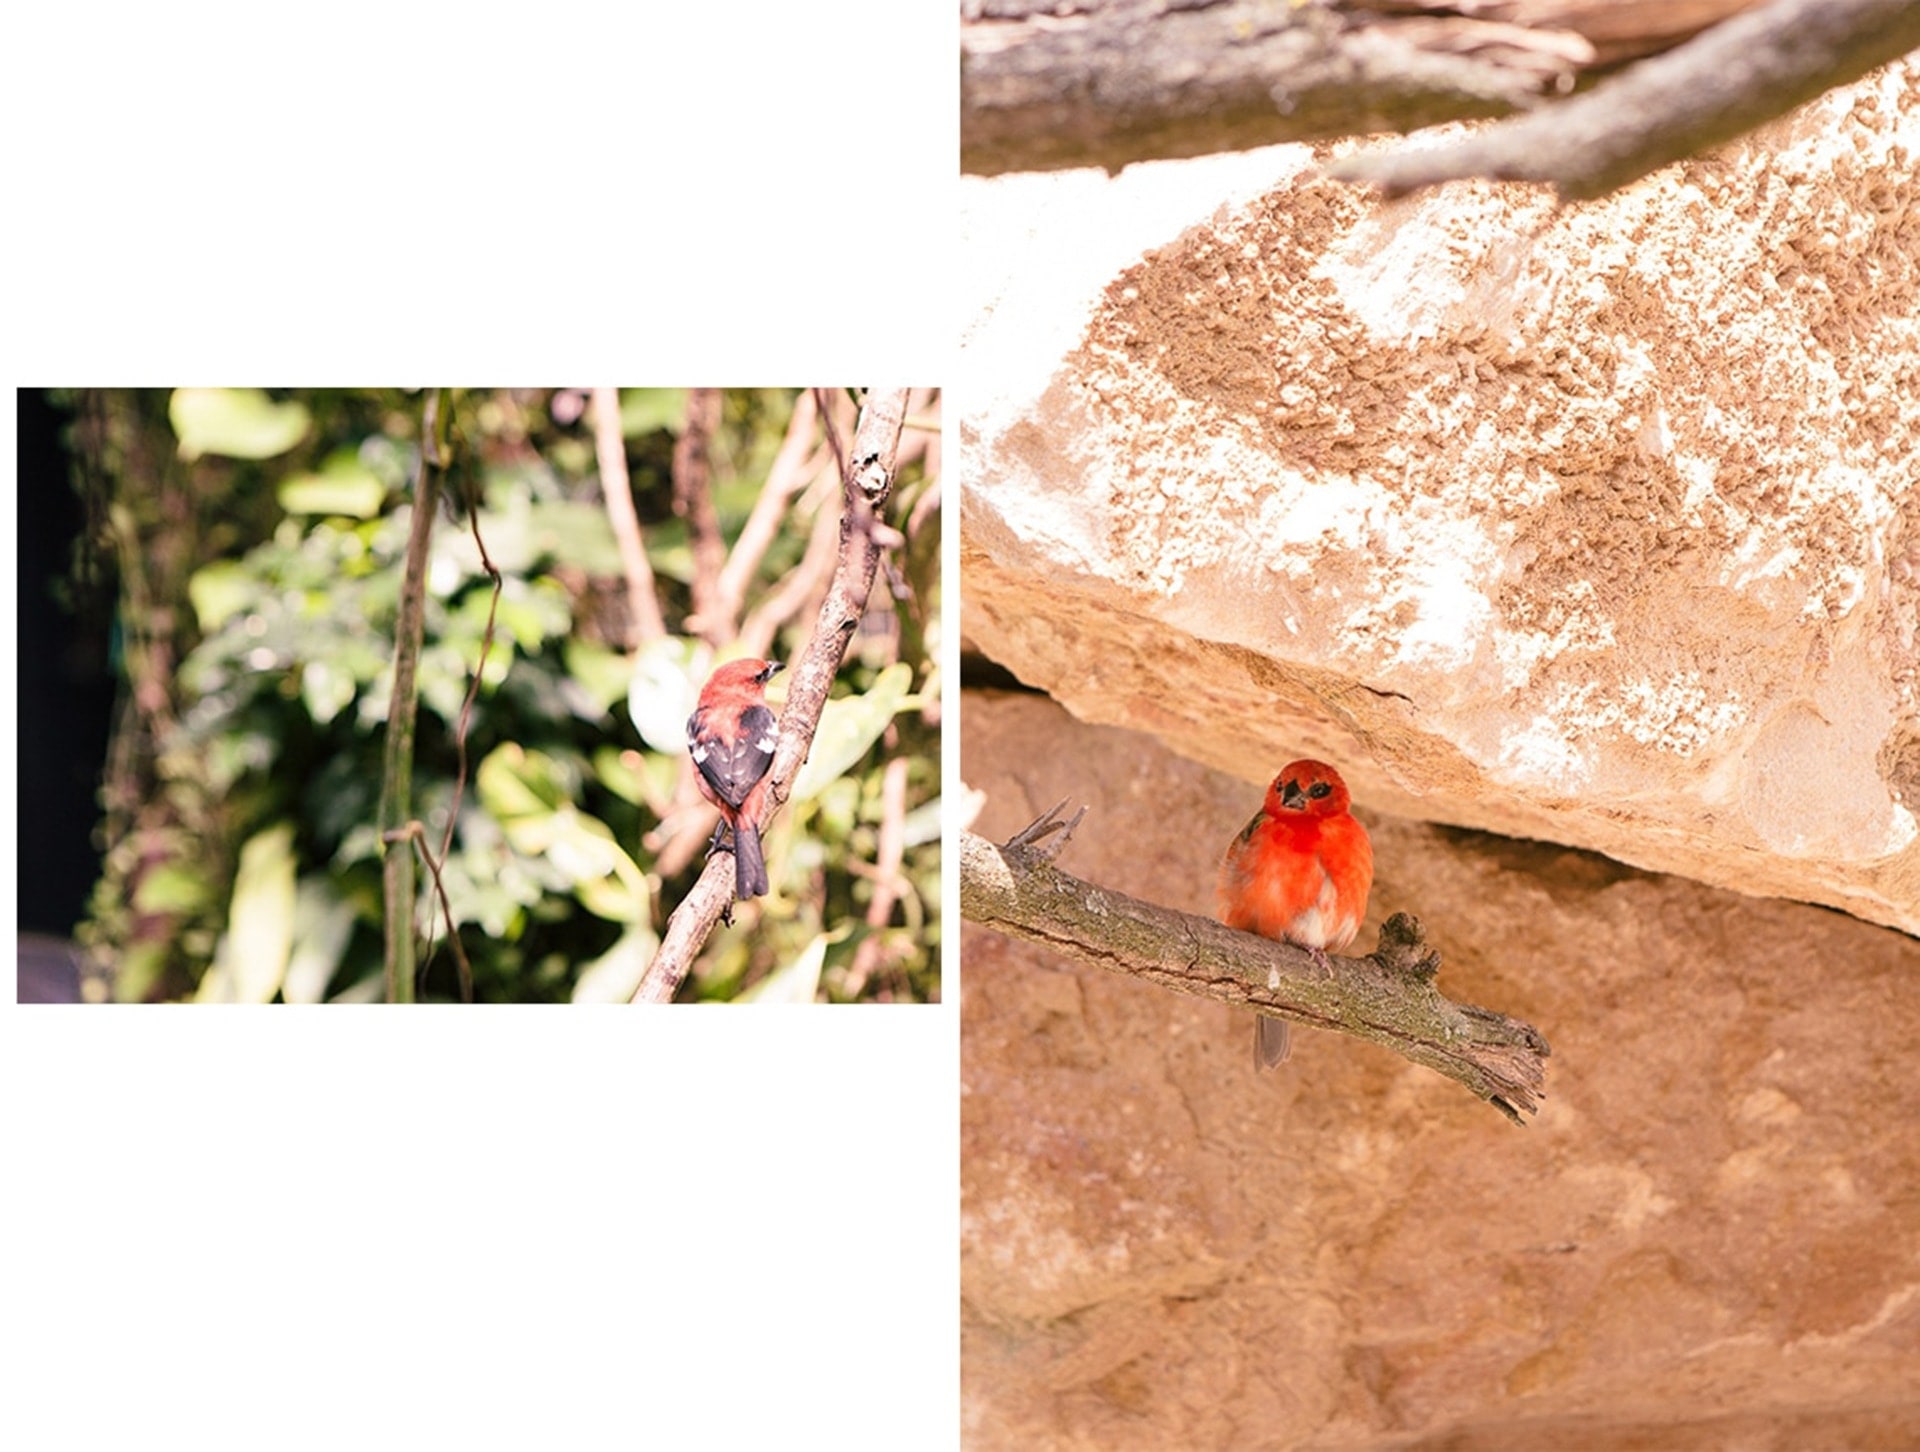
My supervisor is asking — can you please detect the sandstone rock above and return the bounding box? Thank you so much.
[959,62,1920,935]
[961,692,1920,1448]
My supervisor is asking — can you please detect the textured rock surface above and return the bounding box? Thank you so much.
[959,62,1920,935]
[961,692,1920,1449]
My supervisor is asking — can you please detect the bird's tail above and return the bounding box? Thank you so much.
[733,820,769,899]
[1254,1015,1292,1070]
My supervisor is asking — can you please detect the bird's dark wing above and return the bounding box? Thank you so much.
[688,703,777,809]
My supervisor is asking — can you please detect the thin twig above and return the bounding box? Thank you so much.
[385,819,472,1003]
[633,388,914,1004]
[716,391,827,634]
[1005,799,1087,857]
[414,478,500,1004]
[846,753,912,996]
[737,478,843,662]
[959,824,1551,1124]
[438,501,500,872]
[592,387,667,648]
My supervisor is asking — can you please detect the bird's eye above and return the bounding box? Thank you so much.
[1308,782,1331,798]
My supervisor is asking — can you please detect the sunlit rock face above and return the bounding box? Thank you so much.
[960,62,1920,935]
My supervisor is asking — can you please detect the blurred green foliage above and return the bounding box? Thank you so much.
[70,387,941,1004]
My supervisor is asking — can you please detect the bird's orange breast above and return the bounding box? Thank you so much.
[1218,812,1372,952]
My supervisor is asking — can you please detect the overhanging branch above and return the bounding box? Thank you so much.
[1330,0,1920,199]
[964,0,1542,177]
[963,0,1917,200]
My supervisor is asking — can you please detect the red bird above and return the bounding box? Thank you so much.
[1218,759,1373,1069]
[687,658,784,900]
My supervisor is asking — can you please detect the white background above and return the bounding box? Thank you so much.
[4,4,960,1445]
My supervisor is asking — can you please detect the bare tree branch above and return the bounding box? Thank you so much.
[964,0,1535,177]
[716,390,828,635]
[1331,0,1920,200]
[633,388,915,1004]
[846,754,912,996]
[591,387,667,649]
[378,389,449,1005]
[737,485,842,663]
[1345,1,1759,67]
[961,0,1909,189]
[959,810,1551,1124]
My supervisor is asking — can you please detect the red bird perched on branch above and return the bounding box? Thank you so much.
[687,658,784,900]
[1218,759,1373,1070]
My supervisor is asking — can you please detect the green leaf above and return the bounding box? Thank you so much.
[490,576,574,652]
[646,533,695,585]
[477,743,567,819]
[171,388,311,461]
[571,925,661,1003]
[521,500,624,576]
[812,777,861,842]
[300,659,356,724]
[188,560,257,632]
[115,941,170,1004]
[739,930,835,1003]
[475,745,645,923]
[549,811,649,924]
[329,973,387,1004]
[281,878,357,1004]
[132,863,214,916]
[899,796,943,848]
[620,388,687,437]
[571,840,649,922]
[197,823,297,1003]
[279,450,386,518]
[591,744,648,806]
[568,640,636,714]
[791,663,915,804]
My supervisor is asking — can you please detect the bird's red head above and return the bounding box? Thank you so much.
[1264,759,1352,819]
[706,658,784,693]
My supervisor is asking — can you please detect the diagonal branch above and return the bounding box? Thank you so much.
[592,386,668,649]
[632,388,914,1004]
[1329,0,1920,200]
[959,812,1550,1124]
[737,466,843,663]
[717,390,829,637]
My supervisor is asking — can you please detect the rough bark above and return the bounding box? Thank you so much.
[962,0,1919,201]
